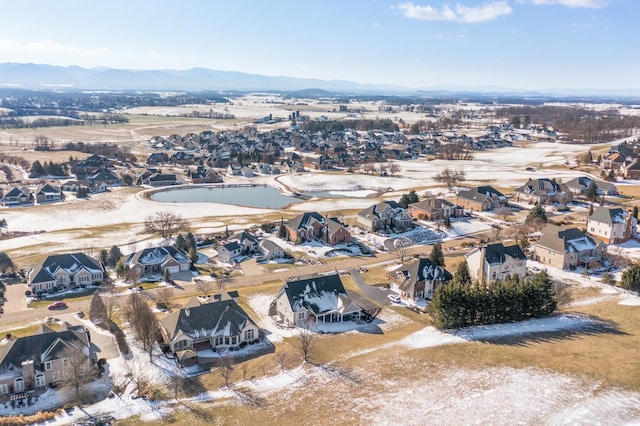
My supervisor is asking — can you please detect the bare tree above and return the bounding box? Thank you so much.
[295,322,317,363]
[127,293,159,362]
[387,161,401,176]
[60,344,95,403]
[433,167,466,192]
[144,211,188,239]
[393,237,412,265]
[275,350,289,372]
[362,162,376,175]
[218,353,234,388]
[155,287,175,310]
[195,279,215,296]
[494,206,512,222]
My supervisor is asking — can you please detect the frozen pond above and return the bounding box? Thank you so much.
[150,185,301,209]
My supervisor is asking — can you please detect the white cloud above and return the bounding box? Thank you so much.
[395,1,512,23]
[529,0,609,8]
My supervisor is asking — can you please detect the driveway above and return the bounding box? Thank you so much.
[241,259,264,277]
[58,312,120,360]
[3,282,30,314]
[349,268,391,306]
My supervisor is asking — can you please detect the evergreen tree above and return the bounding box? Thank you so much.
[634,206,639,220]
[189,247,198,265]
[30,160,45,177]
[620,263,640,292]
[278,218,287,239]
[526,204,548,224]
[115,258,126,278]
[186,232,197,251]
[399,189,419,208]
[443,215,451,229]
[429,242,445,267]
[108,246,122,267]
[453,261,472,286]
[585,180,598,202]
[98,249,109,267]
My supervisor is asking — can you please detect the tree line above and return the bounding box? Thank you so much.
[29,160,68,177]
[302,118,400,133]
[426,271,557,330]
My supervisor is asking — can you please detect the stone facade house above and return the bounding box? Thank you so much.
[513,178,572,205]
[388,257,452,301]
[28,253,105,293]
[285,212,350,245]
[356,201,413,232]
[408,198,464,220]
[125,246,191,280]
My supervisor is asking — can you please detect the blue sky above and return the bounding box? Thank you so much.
[0,0,637,91]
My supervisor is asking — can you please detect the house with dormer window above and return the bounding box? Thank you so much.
[28,253,105,293]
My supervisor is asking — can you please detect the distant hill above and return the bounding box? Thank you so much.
[0,63,410,94]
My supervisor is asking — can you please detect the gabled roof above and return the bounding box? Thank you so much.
[409,198,456,211]
[535,225,599,254]
[36,183,61,195]
[231,231,258,244]
[589,206,628,225]
[479,243,526,265]
[30,253,104,284]
[515,178,559,196]
[279,273,350,315]
[125,246,190,267]
[160,298,257,342]
[3,186,29,198]
[357,201,405,220]
[0,323,90,374]
[325,217,348,236]
[287,212,324,231]
[457,186,506,203]
[260,239,284,252]
[391,257,452,289]
[221,241,241,252]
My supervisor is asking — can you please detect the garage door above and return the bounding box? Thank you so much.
[167,266,179,274]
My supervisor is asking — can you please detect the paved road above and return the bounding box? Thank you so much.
[349,268,391,305]
[58,312,120,360]
[0,229,492,330]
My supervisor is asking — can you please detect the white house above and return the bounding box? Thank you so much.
[465,243,527,285]
[587,206,637,245]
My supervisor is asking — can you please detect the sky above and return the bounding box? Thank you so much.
[0,0,637,91]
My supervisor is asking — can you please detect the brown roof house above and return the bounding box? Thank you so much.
[532,225,606,270]
[285,212,350,245]
[408,198,464,220]
[388,257,452,301]
[356,201,414,232]
[124,246,191,281]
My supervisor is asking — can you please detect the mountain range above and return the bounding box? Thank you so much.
[0,63,638,98]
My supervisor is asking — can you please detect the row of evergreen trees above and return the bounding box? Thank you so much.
[426,271,557,330]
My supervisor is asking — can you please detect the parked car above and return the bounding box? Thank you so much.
[387,294,401,304]
[47,301,68,310]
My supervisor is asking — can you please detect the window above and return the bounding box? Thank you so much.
[35,374,45,387]
[57,276,66,285]
[14,378,24,392]
[63,358,69,368]
[0,384,7,394]
[297,312,305,320]
[244,329,255,341]
[45,361,52,371]
[53,371,63,381]
[231,336,237,345]
[224,337,229,345]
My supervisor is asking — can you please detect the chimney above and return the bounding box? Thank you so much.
[21,360,35,390]
[479,245,487,286]
[185,308,190,317]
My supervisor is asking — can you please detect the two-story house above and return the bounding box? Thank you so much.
[388,257,452,301]
[455,186,507,212]
[531,225,606,270]
[587,206,637,244]
[408,198,464,220]
[465,243,527,285]
[356,201,414,232]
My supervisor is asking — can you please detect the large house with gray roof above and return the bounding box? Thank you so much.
[587,206,637,244]
[124,246,191,281]
[28,253,105,293]
[272,274,364,327]
[465,243,527,285]
[455,186,507,212]
[388,257,452,301]
[513,178,571,205]
[159,293,260,367]
[564,176,617,197]
[356,201,413,232]
[531,225,606,270]
[0,323,94,397]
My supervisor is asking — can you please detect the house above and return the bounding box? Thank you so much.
[260,239,286,260]
[241,167,255,178]
[465,243,527,285]
[513,178,572,205]
[124,246,191,280]
[272,274,363,327]
[227,164,242,176]
[531,225,606,270]
[218,241,242,264]
[2,186,33,206]
[603,152,626,171]
[285,212,350,245]
[230,231,259,254]
[28,253,105,293]
[188,166,223,184]
[0,323,94,396]
[564,177,618,196]
[159,294,260,367]
[587,206,637,244]
[34,183,62,204]
[356,201,414,232]
[621,159,640,180]
[455,186,507,212]
[146,173,178,187]
[86,169,120,187]
[71,154,112,176]
[388,257,452,301]
[408,198,464,220]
